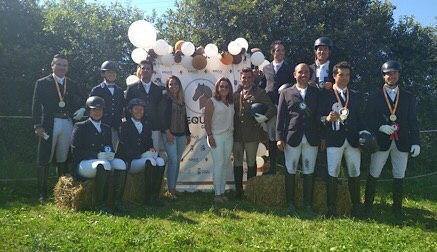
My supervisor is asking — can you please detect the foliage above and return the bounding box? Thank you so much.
[1,175,436,251]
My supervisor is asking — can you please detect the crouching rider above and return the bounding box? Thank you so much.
[71,96,127,213]
[117,98,166,207]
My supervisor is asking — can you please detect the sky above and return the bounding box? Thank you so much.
[90,0,436,27]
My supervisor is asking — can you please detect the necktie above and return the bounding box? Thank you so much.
[340,90,346,102]
[274,64,280,73]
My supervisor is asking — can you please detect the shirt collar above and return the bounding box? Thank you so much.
[53,74,65,84]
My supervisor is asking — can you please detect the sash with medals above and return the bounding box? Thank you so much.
[53,76,67,108]
[383,84,400,140]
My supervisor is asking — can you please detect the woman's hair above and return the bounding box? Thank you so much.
[166,75,185,104]
[213,77,233,104]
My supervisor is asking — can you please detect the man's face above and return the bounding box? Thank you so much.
[240,71,254,90]
[315,45,330,64]
[139,63,153,82]
[102,70,117,83]
[130,105,144,121]
[271,44,285,63]
[52,58,68,77]
[333,68,350,88]
[294,64,310,86]
[383,71,400,86]
[89,108,103,121]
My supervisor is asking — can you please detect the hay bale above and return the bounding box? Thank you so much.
[54,176,94,211]
[122,171,168,204]
[245,174,352,215]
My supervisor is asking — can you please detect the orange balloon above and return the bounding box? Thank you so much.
[219,52,233,65]
[192,55,207,70]
[175,40,185,51]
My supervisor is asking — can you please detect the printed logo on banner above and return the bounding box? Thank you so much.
[184,78,215,114]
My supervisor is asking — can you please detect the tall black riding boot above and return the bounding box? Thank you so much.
[233,166,244,199]
[362,175,378,219]
[348,176,361,218]
[247,165,257,180]
[94,164,110,213]
[392,178,404,220]
[303,174,316,215]
[285,172,297,215]
[326,176,338,217]
[56,162,68,178]
[263,141,277,175]
[113,169,127,213]
[37,165,49,203]
[151,166,165,207]
[144,161,154,206]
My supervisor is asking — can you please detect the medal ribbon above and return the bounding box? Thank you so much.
[53,76,67,103]
[333,85,349,109]
[389,123,400,140]
[383,84,399,121]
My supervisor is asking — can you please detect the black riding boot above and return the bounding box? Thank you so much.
[152,166,165,207]
[303,174,316,215]
[326,176,338,217]
[94,164,110,213]
[284,172,297,215]
[56,162,68,178]
[144,161,154,206]
[392,178,404,220]
[37,165,49,203]
[113,169,127,213]
[362,175,378,219]
[348,176,361,218]
[233,166,244,199]
[247,165,257,180]
[263,141,277,175]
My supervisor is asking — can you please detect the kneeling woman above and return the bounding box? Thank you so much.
[117,98,166,207]
[71,96,127,213]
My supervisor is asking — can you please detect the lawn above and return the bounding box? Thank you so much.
[0,174,436,251]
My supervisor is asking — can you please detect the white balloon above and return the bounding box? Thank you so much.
[205,55,221,71]
[259,60,271,71]
[131,48,148,64]
[228,41,242,55]
[126,75,140,86]
[256,156,265,168]
[181,42,195,56]
[235,37,249,50]
[161,54,174,66]
[204,43,219,58]
[250,51,265,66]
[128,20,157,49]
[181,55,194,70]
[153,39,169,56]
[168,45,174,54]
[256,143,267,156]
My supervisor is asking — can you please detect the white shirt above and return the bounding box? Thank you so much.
[385,86,398,102]
[335,87,347,101]
[90,119,102,133]
[53,74,65,85]
[296,86,307,100]
[273,60,284,74]
[316,60,330,83]
[105,81,115,95]
[210,99,234,135]
[142,81,151,94]
[131,117,143,134]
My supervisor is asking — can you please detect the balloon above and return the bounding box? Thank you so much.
[259,60,270,71]
[256,156,265,168]
[228,41,242,56]
[174,50,182,63]
[181,55,194,70]
[192,55,207,70]
[147,49,158,59]
[235,37,249,51]
[204,43,219,58]
[153,39,169,56]
[181,41,195,56]
[196,46,205,55]
[251,51,265,66]
[251,47,262,53]
[161,54,174,66]
[175,40,185,51]
[126,75,140,86]
[257,143,267,156]
[168,45,174,54]
[219,52,233,65]
[128,20,156,49]
[206,56,221,71]
[131,48,148,64]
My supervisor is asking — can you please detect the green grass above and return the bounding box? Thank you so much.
[1,175,436,251]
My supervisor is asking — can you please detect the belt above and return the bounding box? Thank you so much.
[54,112,69,119]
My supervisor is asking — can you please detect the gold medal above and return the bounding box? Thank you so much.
[340,114,348,121]
[53,75,67,109]
[389,114,397,122]
[58,101,66,108]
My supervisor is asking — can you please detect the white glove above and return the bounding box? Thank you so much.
[73,108,86,120]
[261,122,268,132]
[254,113,268,124]
[410,145,420,157]
[379,125,394,135]
[359,130,371,135]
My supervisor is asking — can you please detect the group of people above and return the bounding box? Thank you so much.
[33,35,420,220]
[32,55,190,213]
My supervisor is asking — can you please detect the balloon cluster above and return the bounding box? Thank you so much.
[127,20,269,85]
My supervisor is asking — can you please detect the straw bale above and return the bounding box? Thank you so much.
[245,174,352,215]
[122,171,167,204]
[54,176,94,211]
